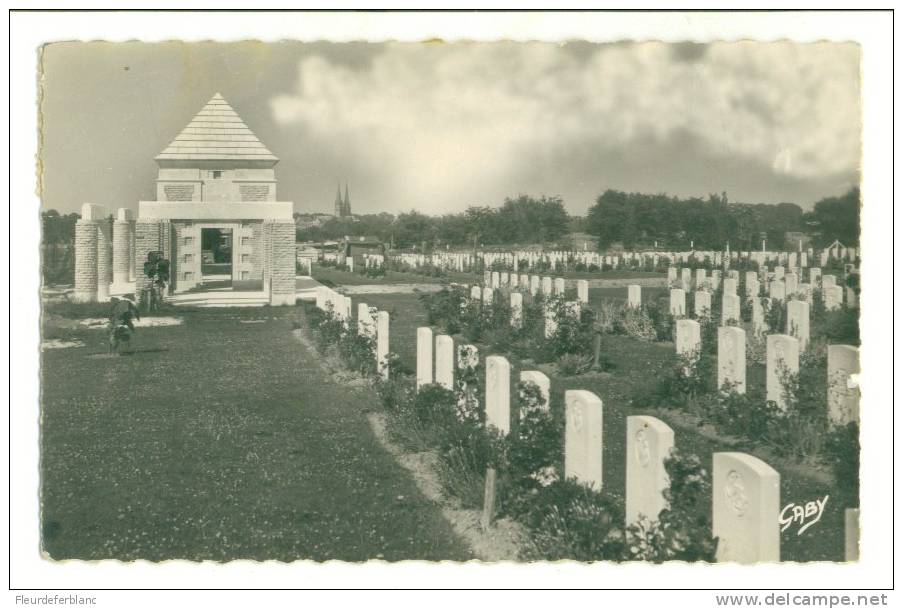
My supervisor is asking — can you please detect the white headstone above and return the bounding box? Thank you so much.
[416,327,434,389]
[519,370,550,409]
[766,334,799,410]
[786,300,810,351]
[435,335,455,390]
[722,293,741,325]
[485,356,511,434]
[564,390,604,489]
[510,292,523,328]
[823,285,843,311]
[694,291,712,319]
[577,279,589,304]
[376,311,390,380]
[718,326,747,394]
[627,284,642,309]
[625,415,674,526]
[712,452,780,564]
[670,288,686,317]
[553,277,566,296]
[675,319,701,360]
[828,345,860,425]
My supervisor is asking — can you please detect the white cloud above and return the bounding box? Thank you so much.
[271,41,860,210]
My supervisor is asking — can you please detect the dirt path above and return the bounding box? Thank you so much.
[40,307,472,561]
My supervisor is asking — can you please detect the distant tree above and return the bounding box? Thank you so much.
[805,187,860,246]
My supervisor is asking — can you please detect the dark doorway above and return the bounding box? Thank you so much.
[201,227,233,285]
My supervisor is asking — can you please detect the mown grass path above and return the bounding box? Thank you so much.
[41,307,472,561]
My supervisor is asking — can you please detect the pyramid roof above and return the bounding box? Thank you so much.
[155,93,278,164]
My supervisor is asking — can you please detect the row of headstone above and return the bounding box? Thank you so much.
[481,358,785,563]
[675,318,859,423]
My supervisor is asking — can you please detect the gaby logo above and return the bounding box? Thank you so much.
[780,495,829,535]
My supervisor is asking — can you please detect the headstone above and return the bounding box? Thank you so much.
[828,345,860,425]
[482,286,494,305]
[718,326,747,393]
[809,267,821,285]
[510,292,523,328]
[722,293,741,325]
[357,302,372,337]
[694,291,712,319]
[723,277,738,295]
[712,452,780,564]
[769,280,786,303]
[416,327,434,389]
[435,335,455,390]
[627,284,642,309]
[680,268,691,291]
[822,274,837,289]
[499,272,509,287]
[752,298,766,337]
[519,370,550,409]
[625,415,674,525]
[470,285,482,301]
[773,266,785,280]
[695,268,707,290]
[564,390,604,489]
[669,288,686,317]
[785,272,799,296]
[529,275,540,295]
[845,508,860,562]
[485,356,511,434]
[667,267,677,284]
[483,270,491,286]
[577,279,589,304]
[766,334,799,410]
[786,300,810,351]
[675,319,701,360]
[376,311,390,380]
[541,276,553,297]
[553,277,566,296]
[823,285,843,311]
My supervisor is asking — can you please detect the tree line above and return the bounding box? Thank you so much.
[39,187,860,252]
[585,187,860,250]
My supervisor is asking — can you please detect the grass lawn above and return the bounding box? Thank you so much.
[346,290,850,561]
[40,303,471,561]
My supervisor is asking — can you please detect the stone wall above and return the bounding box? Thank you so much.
[266,220,296,306]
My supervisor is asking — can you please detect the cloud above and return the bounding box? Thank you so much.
[270,41,860,212]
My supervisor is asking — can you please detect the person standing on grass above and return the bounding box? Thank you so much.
[108,296,141,354]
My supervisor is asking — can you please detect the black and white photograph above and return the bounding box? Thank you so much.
[9,6,896,601]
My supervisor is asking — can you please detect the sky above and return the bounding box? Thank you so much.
[39,40,861,216]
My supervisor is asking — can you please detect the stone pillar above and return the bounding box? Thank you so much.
[669,288,686,317]
[435,334,455,390]
[766,334,800,410]
[713,452,780,564]
[485,356,511,434]
[627,284,642,309]
[267,221,296,306]
[376,311,390,380]
[718,326,747,394]
[510,292,523,328]
[577,279,589,304]
[112,208,132,285]
[828,345,860,425]
[722,293,741,325]
[626,415,674,525]
[73,214,100,303]
[95,216,112,302]
[127,220,136,281]
[564,389,604,489]
[786,300,810,351]
[416,327,434,389]
[519,370,550,409]
[694,291,711,319]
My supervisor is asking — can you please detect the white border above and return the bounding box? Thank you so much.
[8,5,896,598]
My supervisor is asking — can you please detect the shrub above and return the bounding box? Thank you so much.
[625,451,717,562]
[822,422,860,505]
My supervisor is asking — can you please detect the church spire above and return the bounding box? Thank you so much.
[343,183,351,217]
[334,182,343,217]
